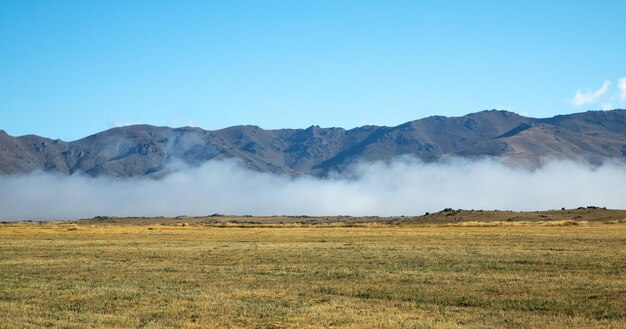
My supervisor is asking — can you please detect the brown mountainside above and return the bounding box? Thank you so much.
[1,109,625,177]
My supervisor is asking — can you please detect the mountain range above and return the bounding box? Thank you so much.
[1,109,625,177]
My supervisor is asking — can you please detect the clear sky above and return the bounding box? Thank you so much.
[1,0,625,141]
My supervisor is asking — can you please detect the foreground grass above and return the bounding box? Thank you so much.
[0,223,624,328]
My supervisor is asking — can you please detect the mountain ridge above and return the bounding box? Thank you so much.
[2,109,625,177]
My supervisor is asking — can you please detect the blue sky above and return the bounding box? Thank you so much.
[1,0,625,140]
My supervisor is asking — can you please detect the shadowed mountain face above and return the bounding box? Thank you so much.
[1,109,625,177]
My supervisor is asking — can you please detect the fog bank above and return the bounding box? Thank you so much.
[1,157,625,221]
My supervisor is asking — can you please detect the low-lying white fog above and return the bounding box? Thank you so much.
[1,157,625,221]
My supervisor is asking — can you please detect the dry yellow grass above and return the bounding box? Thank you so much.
[0,222,624,328]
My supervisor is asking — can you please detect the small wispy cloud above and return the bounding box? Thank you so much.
[618,77,626,100]
[601,103,614,111]
[110,121,140,128]
[571,80,611,106]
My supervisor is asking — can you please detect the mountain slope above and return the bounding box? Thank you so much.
[1,109,625,177]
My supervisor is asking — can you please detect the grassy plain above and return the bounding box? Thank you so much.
[0,221,624,328]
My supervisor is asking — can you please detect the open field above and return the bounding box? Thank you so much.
[0,220,624,328]
[72,207,626,226]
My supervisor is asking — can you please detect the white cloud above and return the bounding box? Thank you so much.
[110,121,140,128]
[1,158,625,221]
[618,77,626,100]
[571,80,611,106]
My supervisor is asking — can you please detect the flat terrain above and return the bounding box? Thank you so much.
[0,220,624,328]
[74,207,626,226]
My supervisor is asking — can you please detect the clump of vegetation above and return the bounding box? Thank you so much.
[541,220,588,226]
[66,224,80,231]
